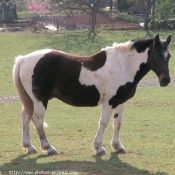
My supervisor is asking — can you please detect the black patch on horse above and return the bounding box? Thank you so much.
[83,51,107,71]
[114,113,118,118]
[108,62,150,108]
[132,38,154,53]
[32,50,106,108]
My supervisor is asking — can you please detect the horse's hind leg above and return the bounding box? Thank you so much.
[21,106,37,154]
[32,100,58,156]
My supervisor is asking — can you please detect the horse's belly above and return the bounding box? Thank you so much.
[52,84,101,107]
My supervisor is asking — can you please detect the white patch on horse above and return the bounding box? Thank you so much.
[164,51,169,60]
[113,41,133,51]
[79,42,149,106]
[19,49,53,100]
[101,41,133,53]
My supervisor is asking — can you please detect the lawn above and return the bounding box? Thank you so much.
[0,30,175,175]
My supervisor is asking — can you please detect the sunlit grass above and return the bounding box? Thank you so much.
[0,30,175,174]
[0,85,175,174]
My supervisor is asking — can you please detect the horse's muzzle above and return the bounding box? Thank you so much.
[159,74,170,87]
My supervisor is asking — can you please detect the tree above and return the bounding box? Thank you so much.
[55,0,107,32]
[117,0,122,12]
[88,0,106,32]
[156,0,175,20]
[27,0,48,14]
[144,0,151,29]
[0,0,18,22]
[144,0,175,29]
[109,0,113,11]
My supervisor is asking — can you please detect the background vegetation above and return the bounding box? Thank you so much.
[1,0,175,32]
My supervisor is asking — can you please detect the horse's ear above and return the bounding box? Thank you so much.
[154,34,160,45]
[167,35,171,46]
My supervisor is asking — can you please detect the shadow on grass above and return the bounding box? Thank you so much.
[144,30,154,38]
[0,153,167,175]
[87,31,98,43]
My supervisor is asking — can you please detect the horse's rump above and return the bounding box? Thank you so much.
[13,55,34,118]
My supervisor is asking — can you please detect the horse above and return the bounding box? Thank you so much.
[13,35,171,156]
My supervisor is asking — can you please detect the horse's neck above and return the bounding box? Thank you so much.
[113,48,150,84]
[128,49,150,84]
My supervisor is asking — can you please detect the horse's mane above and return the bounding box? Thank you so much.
[102,40,133,52]
[102,38,154,53]
[131,38,154,53]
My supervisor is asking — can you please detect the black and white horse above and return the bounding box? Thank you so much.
[13,35,171,156]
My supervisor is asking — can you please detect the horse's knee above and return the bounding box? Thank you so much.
[99,120,108,128]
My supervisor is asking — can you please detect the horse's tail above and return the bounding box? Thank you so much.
[13,56,34,118]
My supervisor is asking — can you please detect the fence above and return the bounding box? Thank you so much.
[29,13,90,31]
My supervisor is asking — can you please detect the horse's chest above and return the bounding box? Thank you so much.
[108,82,137,108]
[79,66,109,93]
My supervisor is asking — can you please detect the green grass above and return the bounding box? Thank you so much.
[0,86,175,174]
[0,30,175,175]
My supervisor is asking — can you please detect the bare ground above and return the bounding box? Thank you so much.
[1,75,175,104]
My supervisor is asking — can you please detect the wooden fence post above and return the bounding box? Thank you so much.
[57,19,59,29]
[46,13,47,25]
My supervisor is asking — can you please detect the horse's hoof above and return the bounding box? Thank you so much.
[47,147,58,156]
[47,150,58,156]
[97,150,107,156]
[26,145,37,154]
[112,143,127,154]
[28,148,37,154]
[116,148,127,154]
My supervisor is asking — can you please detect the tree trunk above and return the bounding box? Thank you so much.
[89,0,103,33]
[117,0,122,12]
[1,3,18,22]
[90,9,98,33]
[151,0,156,28]
[144,0,151,30]
[110,0,113,11]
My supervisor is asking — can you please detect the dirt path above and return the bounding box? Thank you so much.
[1,75,175,104]
[138,74,175,88]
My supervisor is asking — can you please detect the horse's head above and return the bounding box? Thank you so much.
[148,35,171,87]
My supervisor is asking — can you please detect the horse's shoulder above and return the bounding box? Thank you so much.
[83,50,107,71]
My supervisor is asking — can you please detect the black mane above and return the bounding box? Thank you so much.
[131,38,154,53]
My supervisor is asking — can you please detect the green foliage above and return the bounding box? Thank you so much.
[156,0,175,20]
[115,12,139,23]
[121,0,130,11]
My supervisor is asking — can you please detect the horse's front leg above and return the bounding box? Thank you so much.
[94,103,113,155]
[111,103,127,154]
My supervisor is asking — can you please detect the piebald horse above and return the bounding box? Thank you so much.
[13,35,171,156]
